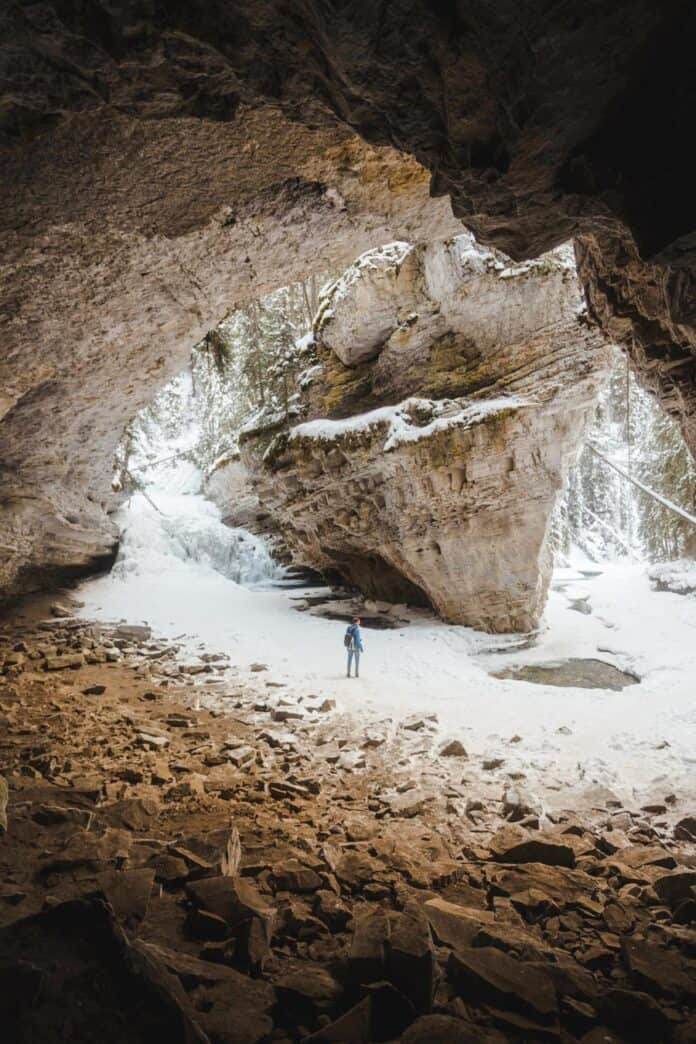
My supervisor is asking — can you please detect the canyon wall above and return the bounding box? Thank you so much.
[1,2,693,604]
[0,112,460,603]
[240,237,611,632]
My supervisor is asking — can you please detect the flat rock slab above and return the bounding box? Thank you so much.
[186,875,274,932]
[447,945,558,1022]
[489,826,576,868]
[424,897,495,950]
[622,938,696,1003]
[493,658,639,691]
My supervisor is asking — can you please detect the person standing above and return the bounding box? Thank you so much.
[345,616,364,678]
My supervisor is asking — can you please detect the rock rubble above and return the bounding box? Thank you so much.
[1,606,696,1041]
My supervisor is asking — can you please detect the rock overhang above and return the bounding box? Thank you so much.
[240,237,612,631]
[1,2,695,606]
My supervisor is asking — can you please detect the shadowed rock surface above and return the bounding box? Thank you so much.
[240,238,610,631]
[1,605,696,1042]
[1,2,695,606]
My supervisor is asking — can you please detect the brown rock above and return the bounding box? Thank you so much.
[334,849,381,891]
[187,875,273,929]
[275,962,343,1017]
[185,908,230,941]
[137,939,275,1043]
[101,797,159,832]
[363,981,416,1041]
[389,901,436,1014]
[148,853,189,885]
[439,740,468,758]
[44,654,83,671]
[313,890,352,931]
[400,1014,483,1043]
[302,997,371,1042]
[598,988,672,1043]
[653,870,696,908]
[272,859,323,893]
[0,901,208,1043]
[96,867,155,926]
[424,897,494,950]
[622,938,696,1003]
[447,946,558,1023]
[174,827,241,878]
[675,817,696,843]
[489,826,576,868]
[348,907,390,985]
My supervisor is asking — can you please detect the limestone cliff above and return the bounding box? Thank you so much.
[240,237,611,632]
[0,118,459,604]
[1,3,693,605]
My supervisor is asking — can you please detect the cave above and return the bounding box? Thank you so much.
[2,5,696,1043]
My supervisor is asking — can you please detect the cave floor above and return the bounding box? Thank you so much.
[78,542,696,811]
[1,594,696,1041]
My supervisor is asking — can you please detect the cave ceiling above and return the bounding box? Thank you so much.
[0,1,695,601]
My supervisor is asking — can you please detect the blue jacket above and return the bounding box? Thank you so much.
[347,623,364,652]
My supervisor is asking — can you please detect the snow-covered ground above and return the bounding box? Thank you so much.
[79,465,696,810]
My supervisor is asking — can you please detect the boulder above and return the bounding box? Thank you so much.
[274,962,343,1018]
[447,946,558,1023]
[675,817,696,843]
[96,868,155,926]
[313,890,352,931]
[489,826,576,869]
[388,902,436,1014]
[272,859,323,893]
[653,870,696,908]
[0,901,209,1043]
[348,907,390,985]
[186,875,275,938]
[138,939,275,1043]
[302,997,372,1042]
[44,654,83,671]
[439,740,468,758]
[424,897,495,950]
[241,237,610,633]
[174,827,241,878]
[598,988,672,1042]
[622,939,696,1003]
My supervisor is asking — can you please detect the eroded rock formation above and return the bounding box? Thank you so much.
[240,237,611,631]
[0,112,459,604]
[1,3,694,604]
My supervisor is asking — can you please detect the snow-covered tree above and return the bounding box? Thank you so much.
[555,349,696,563]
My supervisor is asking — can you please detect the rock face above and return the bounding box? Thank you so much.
[1,3,694,605]
[241,237,610,631]
[0,115,459,604]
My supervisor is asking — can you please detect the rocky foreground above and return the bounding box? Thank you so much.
[1,601,696,1043]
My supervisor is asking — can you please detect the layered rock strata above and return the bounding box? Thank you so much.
[241,237,610,632]
[0,112,459,605]
[1,3,695,607]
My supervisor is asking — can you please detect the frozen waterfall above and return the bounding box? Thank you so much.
[109,457,281,588]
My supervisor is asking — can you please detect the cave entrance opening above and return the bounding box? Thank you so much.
[106,234,696,630]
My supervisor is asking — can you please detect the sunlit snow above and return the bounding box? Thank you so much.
[79,461,696,812]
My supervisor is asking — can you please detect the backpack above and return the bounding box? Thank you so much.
[344,626,353,649]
